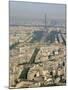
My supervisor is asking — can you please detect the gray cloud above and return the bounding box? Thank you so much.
[9,1,66,25]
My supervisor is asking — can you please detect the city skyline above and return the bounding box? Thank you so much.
[9,1,66,25]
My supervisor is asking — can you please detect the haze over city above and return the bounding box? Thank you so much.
[9,1,66,25]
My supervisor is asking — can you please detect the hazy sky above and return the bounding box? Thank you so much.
[9,1,66,25]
